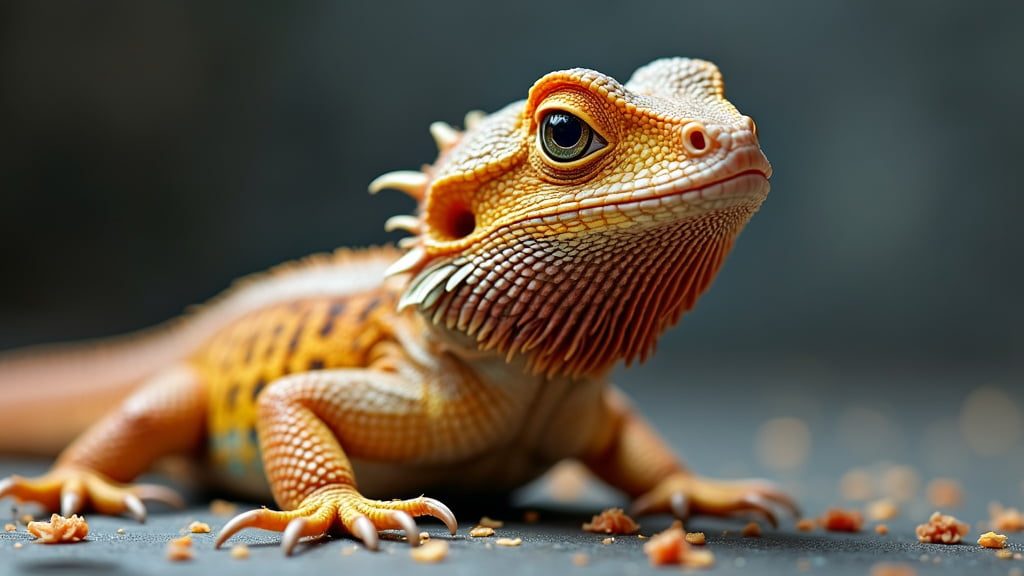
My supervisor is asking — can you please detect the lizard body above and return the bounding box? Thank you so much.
[0,58,793,553]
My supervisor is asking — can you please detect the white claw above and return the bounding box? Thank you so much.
[384,214,421,234]
[670,492,690,519]
[61,490,82,518]
[124,494,147,523]
[391,510,419,546]
[464,109,486,131]
[352,515,379,551]
[368,170,429,198]
[282,516,308,556]
[429,121,460,152]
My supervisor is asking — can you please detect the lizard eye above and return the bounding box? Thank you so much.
[539,111,607,163]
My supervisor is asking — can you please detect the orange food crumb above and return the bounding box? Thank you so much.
[582,508,640,535]
[116,528,126,535]
[875,524,889,535]
[166,540,193,561]
[915,511,969,544]
[822,508,864,532]
[601,537,615,545]
[209,499,238,516]
[869,562,917,576]
[469,526,495,538]
[409,539,449,563]
[495,537,522,547]
[13,542,23,549]
[990,502,1024,532]
[867,498,900,521]
[4,524,15,532]
[188,521,211,534]
[996,548,1014,560]
[926,478,964,508]
[478,516,504,529]
[26,513,89,544]
[230,544,250,559]
[418,531,430,542]
[977,531,1007,548]
[742,521,762,537]
[795,518,816,531]
[642,521,715,568]
[572,553,589,566]
[684,531,706,545]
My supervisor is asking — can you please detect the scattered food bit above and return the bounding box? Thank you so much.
[754,416,812,471]
[166,534,193,562]
[188,521,211,534]
[867,498,900,521]
[116,528,126,535]
[26,513,89,544]
[915,511,969,544]
[13,542,23,549]
[881,465,920,502]
[495,537,522,547]
[684,531,706,545]
[795,518,816,531]
[642,522,715,569]
[469,526,495,538]
[546,460,589,502]
[209,499,238,516]
[409,539,449,563]
[990,502,1024,532]
[523,510,539,523]
[926,478,964,508]
[822,508,864,532]
[582,507,640,535]
[419,531,430,542]
[741,521,762,538]
[996,548,1014,560]
[869,562,917,576]
[342,545,358,556]
[478,516,504,529]
[839,468,874,501]
[230,544,250,560]
[977,531,1007,549]
[875,524,889,535]
[4,524,15,532]
[572,553,589,566]
[601,537,615,545]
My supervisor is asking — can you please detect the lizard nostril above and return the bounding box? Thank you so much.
[681,122,710,156]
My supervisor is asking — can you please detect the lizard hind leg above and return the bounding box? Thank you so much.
[213,369,458,554]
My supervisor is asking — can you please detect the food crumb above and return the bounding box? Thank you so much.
[822,508,864,532]
[977,530,1007,548]
[418,531,430,542]
[915,511,969,544]
[990,502,1024,532]
[867,498,900,521]
[171,534,192,546]
[478,516,504,529]
[741,521,762,537]
[926,478,964,508]
[684,531,706,545]
[795,518,816,531]
[469,526,495,538]
[27,513,89,544]
[116,528,126,535]
[165,535,193,562]
[209,499,238,516]
[188,521,211,533]
[342,545,358,556]
[409,539,448,563]
[4,524,15,532]
[995,548,1013,560]
[601,537,615,545]
[642,521,715,568]
[230,544,250,559]
[13,542,23,549]
[495,537,522,547]
[875,524,889,535]
[572,553,589,566]
[869,562,917,576]
[581,507,640,535]
[523,510,539,523]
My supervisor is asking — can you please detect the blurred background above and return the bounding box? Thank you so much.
[0,1,1021,523]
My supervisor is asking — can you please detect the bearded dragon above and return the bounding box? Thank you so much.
[0,58,794,554]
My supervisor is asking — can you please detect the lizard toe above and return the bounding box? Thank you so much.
[633,473,797,529]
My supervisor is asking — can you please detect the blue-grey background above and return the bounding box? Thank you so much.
[1,2,1022,574]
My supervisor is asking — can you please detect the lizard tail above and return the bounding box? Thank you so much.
[0,321,195,456]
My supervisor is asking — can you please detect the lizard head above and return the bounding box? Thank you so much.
[372,58,770,377]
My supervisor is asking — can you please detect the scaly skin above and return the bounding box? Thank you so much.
[0,58,795,554]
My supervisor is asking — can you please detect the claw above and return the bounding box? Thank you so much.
[60,488,82,517]
[0,477,13,498]
[390,510,419,546]
[134,484,187,510]
[670,491,690,520]
[421,497,457,535]
[123,494,146,523]
[215,509,269,549]
[352,515,379,551]
[282,517,308,556]
[741,494,778,529]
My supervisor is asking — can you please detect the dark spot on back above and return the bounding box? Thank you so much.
[319,301,347,336]
[288,310,310,352]
[358,297,382,323]
[252,378,267,401]
[308,359,325,371]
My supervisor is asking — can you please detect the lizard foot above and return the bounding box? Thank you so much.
[214,486,458,555]
[0,467,184,522]
[632,473,799,529]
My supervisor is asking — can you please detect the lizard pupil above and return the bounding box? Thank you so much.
[541,111,593,162]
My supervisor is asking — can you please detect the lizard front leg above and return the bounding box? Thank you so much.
[0,365,202,520]
[214,368,460,555]
[582,387,798,527]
